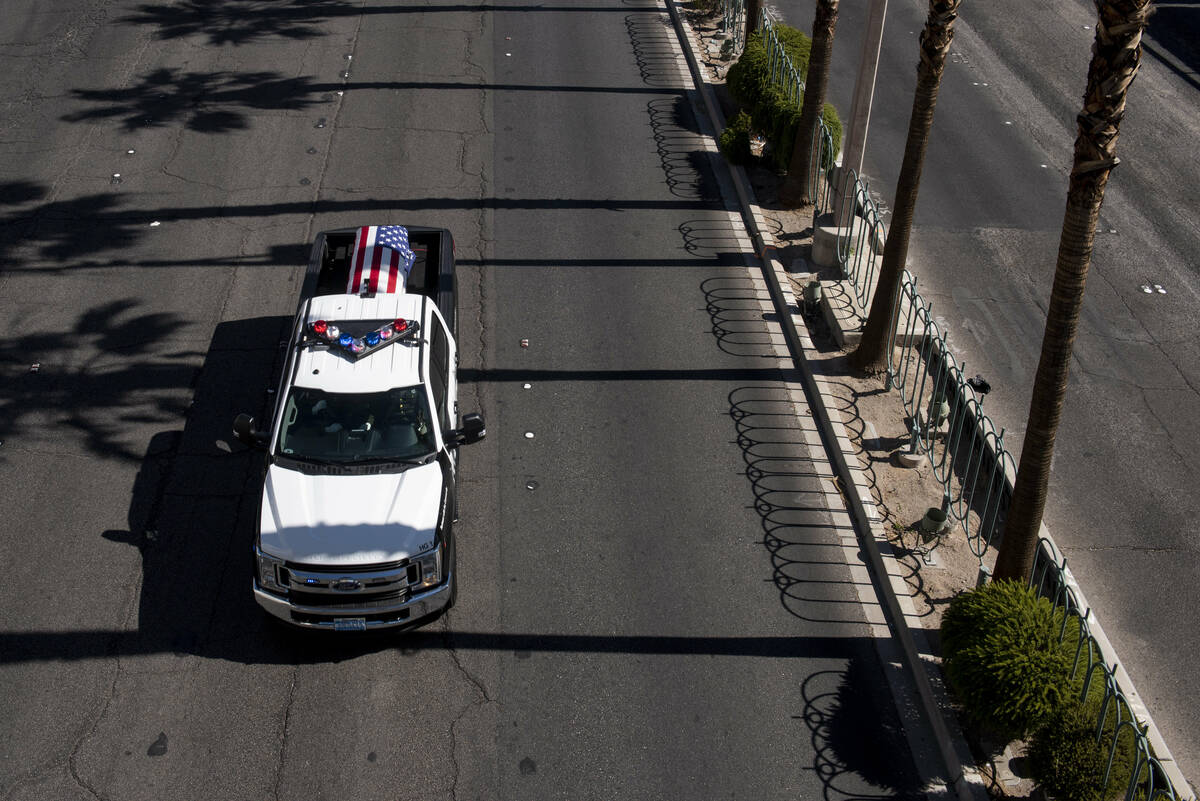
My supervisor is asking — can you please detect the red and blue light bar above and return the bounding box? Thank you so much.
[304,318,420,360]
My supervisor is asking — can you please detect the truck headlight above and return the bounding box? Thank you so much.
[257,549,288,593]
[415,546,442,588]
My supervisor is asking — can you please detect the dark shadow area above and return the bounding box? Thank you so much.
[63,68,328,133]
[455,255,747,268]
[700,274,781,358]
[702,274,871,625]
[0,299,201,462]
[0,182,312,270]
[626,12,690,88]
[0,191,724,274]
[646,96,723,201]
[72,73,683,128]
[701,269,957,789]
[730,383,873,625]
[62,64,694,138]
[1145,1,1200,91]
[0,192,147,265]
[0,629,887,665]
[0,180,47,206]
[121,0,352,45]
[122,0,661,46]
[801,661,926,800]
[97,316,291,661]
[459,366,790,383]
[682,223,754,260]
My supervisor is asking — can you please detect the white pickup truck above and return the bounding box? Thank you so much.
[234,225,485,631]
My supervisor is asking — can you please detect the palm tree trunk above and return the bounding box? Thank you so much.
[994,0,1153,581]
[850,0,961,374]
[778,0,839,208]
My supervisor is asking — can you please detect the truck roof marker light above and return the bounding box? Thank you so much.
[312,320,328,335]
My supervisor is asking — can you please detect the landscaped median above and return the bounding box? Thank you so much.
[672,1,1196,799]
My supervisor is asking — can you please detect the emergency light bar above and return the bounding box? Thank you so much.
[303,318,420,360]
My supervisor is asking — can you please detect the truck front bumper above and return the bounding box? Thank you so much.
[253,573,453,631]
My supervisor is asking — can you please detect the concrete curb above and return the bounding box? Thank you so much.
[662,4,989,799]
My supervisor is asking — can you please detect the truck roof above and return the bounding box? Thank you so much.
[291,293,426,394]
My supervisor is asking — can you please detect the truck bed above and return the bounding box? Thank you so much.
[300,225,457,335]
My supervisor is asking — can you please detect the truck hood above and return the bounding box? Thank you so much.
[259,461,444,565]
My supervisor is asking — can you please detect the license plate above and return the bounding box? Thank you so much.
[333,618,367,632]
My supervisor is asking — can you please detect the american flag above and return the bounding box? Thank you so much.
[348,225,416,294]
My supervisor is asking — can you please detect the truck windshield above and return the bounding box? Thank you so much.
[276,386,437,464]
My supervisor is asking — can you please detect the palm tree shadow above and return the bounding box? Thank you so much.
[801,659,927,799]
[63,67,328,133]
[120,0,354,46]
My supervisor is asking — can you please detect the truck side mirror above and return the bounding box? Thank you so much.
[450,413,486,447]
[233,413,269,449]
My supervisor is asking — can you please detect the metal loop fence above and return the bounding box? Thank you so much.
[760,9,805,104]
[719,0,745,54]
[834,169,885,313]
[808,120,835,213]
[1032,538,1184,801]
[846,229,1190,800]
[881,271,1014,560]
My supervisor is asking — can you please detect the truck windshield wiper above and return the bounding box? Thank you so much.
[350,453,436,466]
[282,454,345,467]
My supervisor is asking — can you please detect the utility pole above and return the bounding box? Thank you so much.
[834,0,886,226]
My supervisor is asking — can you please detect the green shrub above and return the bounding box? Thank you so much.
[940,580,1080,740]
[1028,695,1143,801]
[775,25,813,76]
[723,25,843,174]
[719,110,754,164]
[726,33,770,110]
[726,28,813,111]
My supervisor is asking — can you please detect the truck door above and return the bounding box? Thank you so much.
[428,306,456,435]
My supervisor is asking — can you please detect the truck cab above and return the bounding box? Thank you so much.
[234,226,484,631]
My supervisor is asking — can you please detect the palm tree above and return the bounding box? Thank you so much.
[993,0,1153,581]
[850,0,962,373]
[778,0,839,208]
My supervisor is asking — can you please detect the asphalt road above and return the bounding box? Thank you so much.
[773,0,1200,786]
[0,0,927,798]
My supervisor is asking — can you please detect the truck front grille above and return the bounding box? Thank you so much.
[288,588,408,608]
[279,560,422,604]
